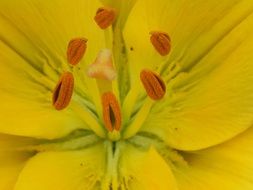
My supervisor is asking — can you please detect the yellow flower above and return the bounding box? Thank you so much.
[1,0,253,189]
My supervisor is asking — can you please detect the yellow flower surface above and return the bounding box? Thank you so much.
[0,0,253,189]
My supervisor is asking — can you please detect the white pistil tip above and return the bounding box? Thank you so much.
[87,49,116,81]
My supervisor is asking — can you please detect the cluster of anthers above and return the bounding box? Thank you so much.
[52,6,171,137]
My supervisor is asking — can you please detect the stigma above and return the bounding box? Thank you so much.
[87,49,116,81]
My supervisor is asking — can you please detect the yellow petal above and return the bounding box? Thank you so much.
[0,132,35,189]
[0,0,106,139]
[175,126,253,190]
[14,143,106,190]
[0,151,32,190]
[119,144,178,190]
[0,57,88,139]
[0,133,40,151]
[123,0,164,89]
[144,0,253,69]
[121,0,165,118]
[141,11,253,150]
[0,0,105,71]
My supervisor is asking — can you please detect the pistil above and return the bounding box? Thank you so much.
[87,49,121,139]
[87,49,116,94]
[87,49,116,81]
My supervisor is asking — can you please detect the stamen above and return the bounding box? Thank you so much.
[87,49,116,81]
[94,7,116,29]
[52,72,74,110]
[102,92,121,132]
[140,69,166,100]
[150,31,171,56]
[67,38,87,65]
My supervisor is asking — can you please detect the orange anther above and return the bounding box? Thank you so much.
[140,69,166,100]
[52,72,74,110]
[67,38,87,65]
[101,92,121,131]
[150,31,171,56]
[94,7,116,29]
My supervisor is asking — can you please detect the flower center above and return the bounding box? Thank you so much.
[51,6,171,141]
[51,45,167,141]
